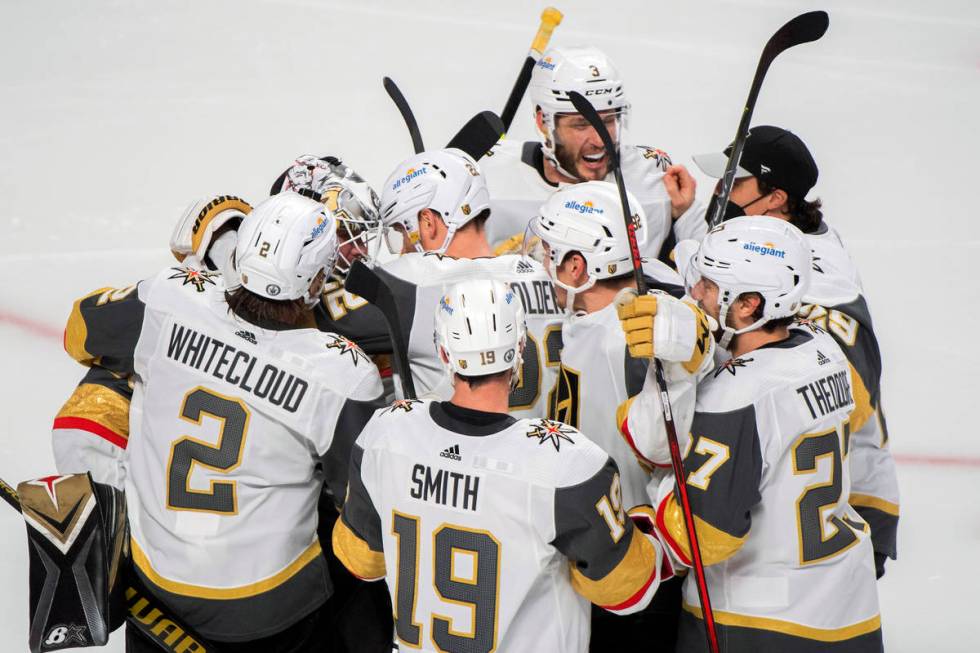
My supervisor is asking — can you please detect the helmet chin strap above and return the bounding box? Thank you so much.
[716,300,773,352]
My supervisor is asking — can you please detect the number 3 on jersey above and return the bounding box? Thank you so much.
[392,512,500,652]
[166,387,250,514]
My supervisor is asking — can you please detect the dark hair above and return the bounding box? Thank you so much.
[740,292,796,333]
[455,369,511,390]
[757,179,823,233]
[458,207,491,232]
[225,286,309,328]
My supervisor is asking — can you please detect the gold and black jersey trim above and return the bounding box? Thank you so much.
[333,516,386,581]
[656,492,746,567]
[684,602,882,643]
[570,529,658,609]
[53,382,131,449]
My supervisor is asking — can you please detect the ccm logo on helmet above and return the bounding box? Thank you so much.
[583,88,613,96]
[391,167,428,190]
[743,242,786,259]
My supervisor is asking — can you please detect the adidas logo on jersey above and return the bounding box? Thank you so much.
[439,444,462,461]
[515,260,535,274]
[817,350,831,366]
[235,330,257,344]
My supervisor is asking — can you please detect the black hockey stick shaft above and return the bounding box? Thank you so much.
[707,11,829,228]
[500,7,564,131]
[569,91,720,653]
[383,77,425,154]
[446,111,505,161]
[345,260,417,399]
[0,475,221,652]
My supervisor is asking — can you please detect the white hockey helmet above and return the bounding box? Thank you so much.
[528,46,630,178]
[682,216,812,348]
[233,192,338,306]
[379,148,490,256]
[434,279,527,383]
[170,195,252,267]
[527,180,644,310]
[272,155,381,278]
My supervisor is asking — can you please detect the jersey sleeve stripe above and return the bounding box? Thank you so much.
[656,491,747,567]
[53,382,132,447]
[848,362,874,433]
[332,516,385,581]
[616,397,669,470]
[569,528,657,608]
[683,601,882,642]
[52,417,128,450]
[64,288,109,364]
[848,493,899,517]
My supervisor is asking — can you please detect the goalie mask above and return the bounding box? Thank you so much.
[234,192,338,306]
[678,216,812,349]
[270,154,381,279]
[527,180,645,313]
[528,46,630,181]
[379,148,490,256]
[434,279,527,385]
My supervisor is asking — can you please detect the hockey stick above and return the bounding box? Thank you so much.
[446,110,505,160]
[0,476,221,653]
[383,77,425,154]
[500,7,564,132]
[707,10,830,228]
[345,260,417,400]
[568,91,720,653]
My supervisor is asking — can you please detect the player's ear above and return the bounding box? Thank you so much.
[768,188,790,213]
[534,107,547,136]
[570,252,589,286]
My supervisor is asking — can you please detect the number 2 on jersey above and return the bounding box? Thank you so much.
[167,387,250,514]
[392,512,500,652]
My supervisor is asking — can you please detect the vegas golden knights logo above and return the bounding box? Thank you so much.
[547,364,581,428]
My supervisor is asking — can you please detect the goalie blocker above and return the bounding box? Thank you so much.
[18,473,128,653]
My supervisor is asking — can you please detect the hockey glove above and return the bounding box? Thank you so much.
[616,289,714,374]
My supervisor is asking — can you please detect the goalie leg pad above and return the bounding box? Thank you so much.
[19,473,127,652]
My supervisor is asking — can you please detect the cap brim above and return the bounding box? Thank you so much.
[692,151,752,179]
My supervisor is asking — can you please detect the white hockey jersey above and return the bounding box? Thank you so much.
[481,139,682,259]
[633,326,882,651]
[377,252,564,419]
[333,399,666,653]
[63,266,384,640]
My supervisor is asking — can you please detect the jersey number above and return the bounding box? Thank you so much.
[509,325,563,410]
[793,425,865,564]
[392,513,500,652]
[167,387,250,514]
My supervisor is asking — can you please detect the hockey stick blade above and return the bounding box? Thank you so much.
[383,76,425,154]
[445,111,505,160]
[344,260,417,399]
[708,10,829,228]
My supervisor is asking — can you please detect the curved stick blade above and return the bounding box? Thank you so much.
[446,111,505,160]
[765,11,829,61]
[383,76,425,154]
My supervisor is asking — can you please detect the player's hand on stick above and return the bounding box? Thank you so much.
[616,288,657,359]
[617,288,714,373]
[664,164,696,219]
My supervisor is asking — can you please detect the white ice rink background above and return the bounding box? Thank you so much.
[0,1,976,651]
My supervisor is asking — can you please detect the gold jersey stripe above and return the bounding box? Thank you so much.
[55,383,131,440]
[848,362,874,434]
[683,602,882,642]
[332,517,385,581]
[660,493,746,566]
[64,287,111,364]
[570,529,657,606]
[849,493,900,517]
[131,537,321,599]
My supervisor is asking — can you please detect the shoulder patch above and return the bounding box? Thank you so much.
[526,419,577,451]
[324,333,371,366]
[166,266,218,292]
[639,146,672,171]
[713,356,755,378]
[384,398,423,414]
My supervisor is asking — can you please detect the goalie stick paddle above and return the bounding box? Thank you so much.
[445,110,505,160]
[0,476,222,653]
[383,76,425,154]
[344,260,417,400]
[707,10,830,229]
[500,6,564,131]
[568,91,721,653]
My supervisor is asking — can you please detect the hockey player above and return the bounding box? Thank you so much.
[332,278,671,652]
[370,147,565,417]
[62,192,385,650]
[618,217,883,651]
[480,45,699,262]
[690,126,899,577]
[528,180,714,650]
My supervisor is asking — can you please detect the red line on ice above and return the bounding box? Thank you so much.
[0,311,62,341]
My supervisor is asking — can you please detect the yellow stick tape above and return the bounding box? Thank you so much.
[530,7,564,55]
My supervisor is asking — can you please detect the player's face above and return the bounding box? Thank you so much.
[690,277,721,323]
[553,111,619,181]
[718,177,770,215]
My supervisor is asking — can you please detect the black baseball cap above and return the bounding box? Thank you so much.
[692,125,818,199]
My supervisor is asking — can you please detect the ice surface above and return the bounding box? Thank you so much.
[0,1,976,650]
